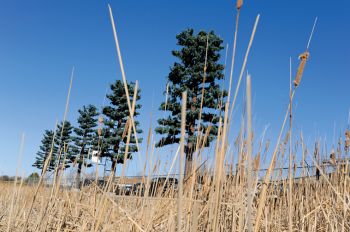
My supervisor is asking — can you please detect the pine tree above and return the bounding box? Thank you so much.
[71,105,99,188]
[155,29,227,178]
[55,121,73,172]
[100,80,143,174]
[33,129,56,174]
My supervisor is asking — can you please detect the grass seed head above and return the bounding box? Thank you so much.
[345,130,350,151]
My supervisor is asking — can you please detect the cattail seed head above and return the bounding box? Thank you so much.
[236,0,243,10]
[330,150,336,165]
[284,131,290,145]
[98,128,102,136]
[313,142,319,159]
[345,130,350,138]
[293,51,310,87]
[253,153,260,170]
[299,51,310,60]
[122,118,130,139]
[345,130,350,151]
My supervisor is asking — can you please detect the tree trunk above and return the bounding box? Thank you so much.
[75,145,85,189]
[184,152,194,181]
[111,159,117,179]
[185,119,195,181]
[110,141,120,182]
[184,140,195,181]
[75,162,83,189]
[185,93,197,181]
[109,159,117,192]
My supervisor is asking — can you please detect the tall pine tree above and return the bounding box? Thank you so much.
[155,29,227,177]
[33,129,56,174]
[55,121,73,172]
[71,105,99,188]
[100,80,143,174]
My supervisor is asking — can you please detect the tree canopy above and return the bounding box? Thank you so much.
[33,129,56,174]
[100,80,143,172]
[155,29,227,176]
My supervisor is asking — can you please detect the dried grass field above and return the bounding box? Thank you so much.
[0,165,349,231]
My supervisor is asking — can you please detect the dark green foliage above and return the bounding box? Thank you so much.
[55,121,73,170]
[72,105,99,168]
[155,29,227,175]
[33,129,56,173]
[26,172,40,184]
[100,80,143,169]
[0,175,11,181]
[71,105,99,188]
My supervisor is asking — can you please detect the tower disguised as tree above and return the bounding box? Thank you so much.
[155,29,227,178]
[71,105,99,188]
[55,121,73,172]
[33,129,57,174]
[101,80,143,175]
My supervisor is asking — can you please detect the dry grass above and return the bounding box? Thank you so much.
[1,162,349,231]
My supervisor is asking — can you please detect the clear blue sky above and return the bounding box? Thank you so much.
[0,0,349,176]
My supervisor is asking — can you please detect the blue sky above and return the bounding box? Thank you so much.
[0,0,349,176]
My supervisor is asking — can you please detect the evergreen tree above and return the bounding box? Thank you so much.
[71,105,99,188]
[155,29,227,177]
[26,172,40,184]
[100,80,143,174]
[55,121,73,171]
[33,129,56,174]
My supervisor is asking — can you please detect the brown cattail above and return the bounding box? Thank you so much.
[236,0,243,10]
[330,149,336,165]
[122,117,130,139]
[293,51,309,87]
[98,128,102,136]
[253,153,260,170]
[313,142,319,159]
[337,137,342,154]
[345,130,350,151]
[346,130,350,137]
[284,131,290,145]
